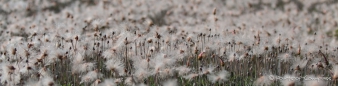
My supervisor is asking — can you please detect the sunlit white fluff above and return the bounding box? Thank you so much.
[39,75,55,86]
[332,65,338,80]
[72,62,95,74]
[98,78,117,86]
[291,57,308,71]
[254,74,275,86]
[105,59,125,76]
[207,70,229,83]
[228,52,239,62]
[200,65,216,75]
[279,53,292,62]
[103,49,116,59]
[183,73,199,80]
[175,66,191,76]
[124,77,135,86]
[162,79,177,86]
[0,53,5,62]
[134,68,150,81]
[158,68,174,78]
[152,53,176,73]
[73,52,85,64]
[0,63,15,84]
[80,70,103,84]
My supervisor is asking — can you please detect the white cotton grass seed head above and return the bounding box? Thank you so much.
[0,53,5,62]
[45,48,63,66]
[201,65,216,75]
[183,73,199,80]
[39,75,55,86]
[134,68,149,81]
[72,62,95,74]
[332,65,338,80]
[80,69,103,84]
[98,78,117,86]
[91,79,102,86]
[38,67,50,78]
[132,58,149,69]
[105,59,125,76]
[137,83,148,86]
[103,49,114,59]
[0,62,11,83]
[254,74,275,86]
[279,53,292,62]
[162,79,177,86]
[1,63,17,84]
[219,47,226,56]
[291,57,308,71]
[19,65,35,75]
[175,66,191,76]
[207,70,229,83]
[151,53,176,73]
[12,73,21,85]
[73,52,85,64]
[228,52,238,62]
[158,68,174,78]
[124,77,135,86]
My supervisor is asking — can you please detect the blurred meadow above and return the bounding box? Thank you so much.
[1,0,338,86]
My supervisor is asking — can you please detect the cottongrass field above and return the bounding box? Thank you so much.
[1,0,338,86]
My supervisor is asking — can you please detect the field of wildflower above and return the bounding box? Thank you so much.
[1,0,338,86]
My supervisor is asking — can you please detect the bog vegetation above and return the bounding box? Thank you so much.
[1,0,338,86]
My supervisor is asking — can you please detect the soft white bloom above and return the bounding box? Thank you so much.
[39,75,55,86]
[98,78,117,86]
[254,74,275,86]
[80,70,103,84]
[134,68,150,81]
[183,73,199,80]
[332,65,338,80]
[162,79,177,86]
[72,62,95,74]
[124,77,135,86]
[207,70,229,83]
[175,66,191,76]
[107,60,125,76]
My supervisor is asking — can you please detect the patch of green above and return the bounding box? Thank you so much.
[334,29,338,39]
[325,28,338,39]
